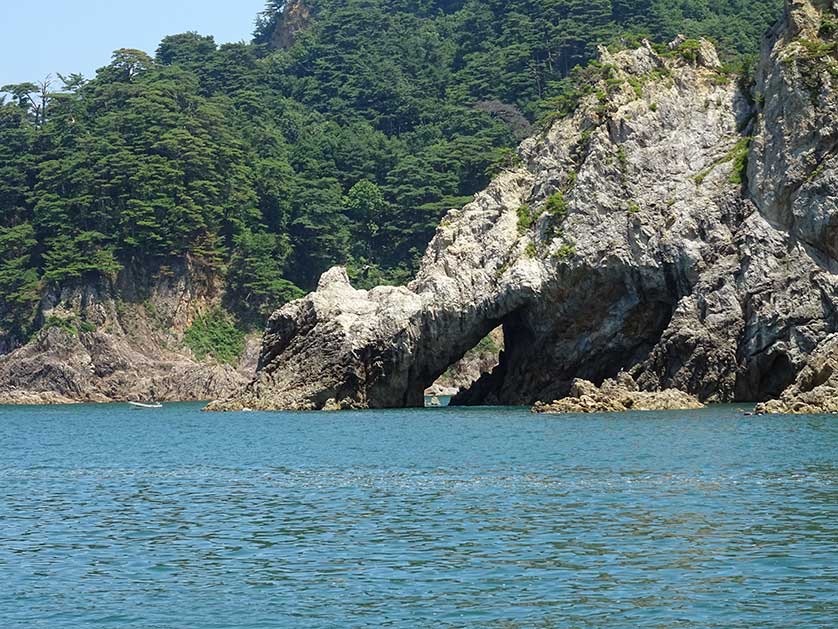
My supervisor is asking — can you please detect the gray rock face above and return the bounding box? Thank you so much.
[211,0,838,412]
[428,327,503,395]
[749,0,838,258]
[754,333,838,413]
[0,261,256,404]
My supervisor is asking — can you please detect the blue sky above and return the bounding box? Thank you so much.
[0,0,268,85]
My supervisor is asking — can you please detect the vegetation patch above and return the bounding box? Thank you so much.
[41,315,96,337]
[517,204,534,234]
[727,137,752,185]
[694,136,752,186]
[820,14,837,38]
[553,242,577,261]
[545,191,569,219]
[666,38,705,64]
[627,76,644,98]
[42,316,79,336]
[474,333,501,355]
[184,309,245,364]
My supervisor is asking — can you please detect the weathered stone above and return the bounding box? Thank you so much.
[754,334,838,413]
[0,261,256,404]
[428,327,503,396]
[532,374,704,414]
[210,2,838,412]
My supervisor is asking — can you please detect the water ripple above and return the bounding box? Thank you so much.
[0,404,835,627]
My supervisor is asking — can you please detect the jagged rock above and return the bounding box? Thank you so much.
[749,0,838,258]
[754,334,838,413]
[211,1,838,412]
[424,384,460,397]
[429,326,503,394]
[532,373,703,414]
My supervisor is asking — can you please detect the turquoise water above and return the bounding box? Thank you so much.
[1,403,836,628]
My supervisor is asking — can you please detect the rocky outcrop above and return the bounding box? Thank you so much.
[532,374,704,414]
[428,327,503,395]
[263,0,312,49]
[210,0,838,412]
[0,261,257,404]
[754,334,838,413]
[750,0,838,258]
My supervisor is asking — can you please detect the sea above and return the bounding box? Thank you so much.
[1,403,835,627]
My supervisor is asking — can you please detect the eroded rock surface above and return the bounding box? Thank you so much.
[532,374,703,414]
[754,334,838,413]
[0,262,256,404]
[211,0,838,412]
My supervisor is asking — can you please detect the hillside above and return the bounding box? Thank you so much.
[0,0,790,402]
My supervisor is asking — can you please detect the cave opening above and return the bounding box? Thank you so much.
[754,352,796,401]
[422,324,506,407]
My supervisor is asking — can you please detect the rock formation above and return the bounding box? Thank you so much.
[754,334,838,413]
[210,0,838,412]
[532,373,704,414]
[427,327,503,396]
[0,261,256,404]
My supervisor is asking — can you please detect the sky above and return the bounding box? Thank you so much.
[0,0,268,86]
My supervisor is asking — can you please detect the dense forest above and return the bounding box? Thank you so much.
[0,0,783,344]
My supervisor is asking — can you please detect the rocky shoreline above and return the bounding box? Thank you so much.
[2,1,837,417]
[0,262,258,405]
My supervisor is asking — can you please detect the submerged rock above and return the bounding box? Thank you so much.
[754,335,838,414]
[532,374,704,414]
[211,1,838,412]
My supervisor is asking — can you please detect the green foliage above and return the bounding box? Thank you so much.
[39,314,95,336]
[516,204,534,234]
[225,228,303,324]
[42,316,78,336]
[627,76,644,98]
[143,300,158,319]
[821,15,838,38]
[694,136,752,185]
[474,333,500,355]
[727,137,752,185]
[78,320,97,334]
[793,35,838,97]
[0,224,41,339]
[668,38,704,64]
[553,242,577,261]
[627,201,641,214]
[524,242,538,258]
[797,38,837,62]
[184,308,245,364]
[545,191,568,218]
[616,146,628,171]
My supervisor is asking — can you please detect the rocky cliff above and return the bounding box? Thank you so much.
[209,0,838,412]
[0,260,257,404]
